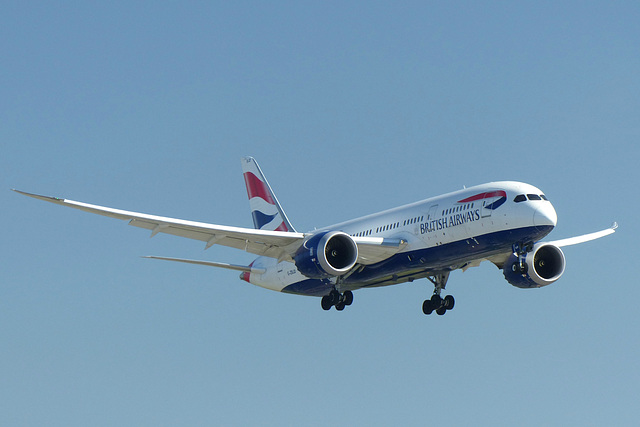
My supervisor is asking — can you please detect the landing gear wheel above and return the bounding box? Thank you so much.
[329,290,341,305]
[431,294,443,307]
[512,261,528,274]
[320,290,353,311]
[422,299,434,315]
[343,291,353,306]
[436,307,447,315]
[444,295,455,310]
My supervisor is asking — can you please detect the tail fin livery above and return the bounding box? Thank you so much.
[241,157,296,232]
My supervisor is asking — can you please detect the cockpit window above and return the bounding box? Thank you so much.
[514,194,527,203]
[515,194,549,202]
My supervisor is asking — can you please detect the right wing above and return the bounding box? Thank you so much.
[547,222,618,248]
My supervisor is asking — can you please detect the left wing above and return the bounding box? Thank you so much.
[13,190,406,265]
[13,190,304,260]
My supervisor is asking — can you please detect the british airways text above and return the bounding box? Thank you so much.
[420,209,481,234]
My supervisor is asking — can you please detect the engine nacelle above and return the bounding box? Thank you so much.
[503,243,566,289]
[294,231,358,279]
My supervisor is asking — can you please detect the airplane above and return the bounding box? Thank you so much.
[14,156,617,315]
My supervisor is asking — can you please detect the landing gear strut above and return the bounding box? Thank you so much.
[321,289,353,311]
[422,272,455,316]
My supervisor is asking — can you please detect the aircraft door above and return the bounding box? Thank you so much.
[418,204,439,244]
[427,204,438,221]
[481,197,493,218]
[479,190,507,219]
[480,190,500,218]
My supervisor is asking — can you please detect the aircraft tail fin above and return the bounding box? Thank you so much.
[241,157,297,232]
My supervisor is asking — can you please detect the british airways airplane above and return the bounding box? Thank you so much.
[14,157,617,315]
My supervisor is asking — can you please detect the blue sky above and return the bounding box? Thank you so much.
[2,2,639,425]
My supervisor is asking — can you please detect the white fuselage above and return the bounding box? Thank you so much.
[245,181,558,296]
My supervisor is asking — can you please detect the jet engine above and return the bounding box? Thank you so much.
[294,231,358,279]
[503,243,566,289]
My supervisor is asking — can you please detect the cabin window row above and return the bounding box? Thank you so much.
[403,216,424,226]
[442,203,474,217]
[376,222,400,233]
[352,215,426,237]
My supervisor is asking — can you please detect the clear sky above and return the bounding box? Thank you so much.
[2,2,639,426]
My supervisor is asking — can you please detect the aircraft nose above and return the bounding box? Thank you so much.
[534,203,558,229]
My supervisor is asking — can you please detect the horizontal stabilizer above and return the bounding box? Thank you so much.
[143,256,266,273]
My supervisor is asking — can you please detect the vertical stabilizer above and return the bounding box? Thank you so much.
[241,157,296,232]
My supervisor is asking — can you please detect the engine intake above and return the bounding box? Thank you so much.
[294,231,358,279]
[503,243,566,288]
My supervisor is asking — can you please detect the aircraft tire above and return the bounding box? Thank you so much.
[336,302,345,311]
[444,295,455,310]
[512,261,528,274]
[422,300,434,315]
[436,307,447,315]
[431,294,443,307]
[344,291,353,306]
[321,295,333,311]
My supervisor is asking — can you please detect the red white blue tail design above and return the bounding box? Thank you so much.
[241,157,296,232]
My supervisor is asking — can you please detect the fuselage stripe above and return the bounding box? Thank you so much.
[457,190,507,203]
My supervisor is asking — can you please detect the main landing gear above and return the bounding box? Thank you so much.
[422,272,455,316]
[321,289,353,311]
[422,294,455,315]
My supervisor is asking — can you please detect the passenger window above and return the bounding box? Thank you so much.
[527,194,542,201]
[514,194,527,203]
